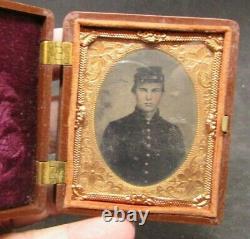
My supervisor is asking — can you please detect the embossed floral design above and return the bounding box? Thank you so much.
[137,31,169,43]
[177,45,213,74]
[125,194,155,205]
[79,161,105,188]
[105,181,123,193]
[166,164,204,199]
[90,41,134,64]
[86,40,137,84]
[80,32,136,86]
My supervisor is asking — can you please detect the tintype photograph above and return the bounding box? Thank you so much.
[95,49,196,186]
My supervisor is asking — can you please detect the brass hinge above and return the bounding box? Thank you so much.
[36,161,66,185]
[222,115,229,133]
[40,41,72,65]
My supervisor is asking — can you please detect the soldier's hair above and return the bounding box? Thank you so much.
[131,66,165,93]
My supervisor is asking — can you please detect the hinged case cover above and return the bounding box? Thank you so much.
[0,0,54,227]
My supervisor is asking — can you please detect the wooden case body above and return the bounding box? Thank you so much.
[58,12,239,225]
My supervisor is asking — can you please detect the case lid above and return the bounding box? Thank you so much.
[0,0,54,225]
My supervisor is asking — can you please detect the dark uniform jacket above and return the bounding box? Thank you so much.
[101,108,185,186]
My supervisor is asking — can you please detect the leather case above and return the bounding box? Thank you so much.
[0,0,239,229]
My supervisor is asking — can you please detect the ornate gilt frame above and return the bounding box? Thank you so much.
[58,13,239,224]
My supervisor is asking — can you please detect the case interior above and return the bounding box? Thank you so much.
[0,8,44,210]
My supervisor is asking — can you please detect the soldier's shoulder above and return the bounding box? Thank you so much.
[158,116,181,132]
[107,113,134,130]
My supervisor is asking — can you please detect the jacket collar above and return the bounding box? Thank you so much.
[133,107,160,123]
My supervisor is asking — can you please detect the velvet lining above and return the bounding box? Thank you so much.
[0,9,43,210]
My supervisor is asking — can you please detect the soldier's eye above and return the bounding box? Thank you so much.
[153,89,161,92]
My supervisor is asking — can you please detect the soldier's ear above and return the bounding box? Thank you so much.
[131,85,136,94]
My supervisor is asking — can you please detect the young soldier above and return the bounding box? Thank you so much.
[101,66,185,185]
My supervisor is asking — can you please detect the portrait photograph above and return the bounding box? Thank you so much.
[95,49,196,186]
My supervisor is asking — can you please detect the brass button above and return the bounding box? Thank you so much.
[144,170,149,174]
[146,153,150,157]
[145,162,149,166]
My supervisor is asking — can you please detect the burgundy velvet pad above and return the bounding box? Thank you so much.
[0,9,43,210]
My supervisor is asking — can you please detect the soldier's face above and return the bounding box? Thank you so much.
[134,82,163,112]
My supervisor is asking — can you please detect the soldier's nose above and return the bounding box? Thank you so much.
[146,92,152,100]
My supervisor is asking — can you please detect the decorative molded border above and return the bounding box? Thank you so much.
[70,29,223,208]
